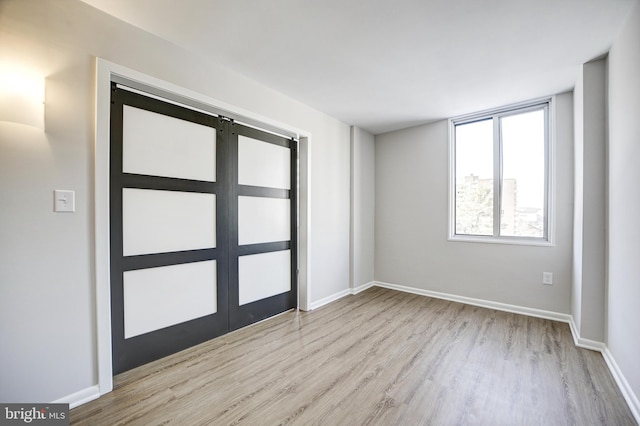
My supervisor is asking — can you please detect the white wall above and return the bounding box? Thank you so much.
[0,0,350,403]
[350,126,375,289]
[607,0,640,412]
[572,59,607,342]
[375,92,574,313]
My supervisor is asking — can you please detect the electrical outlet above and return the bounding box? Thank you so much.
[543,272,553,285]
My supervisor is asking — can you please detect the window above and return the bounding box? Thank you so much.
[449,99,551,244]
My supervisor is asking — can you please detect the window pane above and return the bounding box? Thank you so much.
[500,110,545,237]
[455,119,494,236]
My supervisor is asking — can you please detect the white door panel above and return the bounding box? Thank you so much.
[122,188,216,256]
[238,251,291,306]
[123,105,216,182]
[238,135,290,189]
[123,261,217,339]
[238,196,290,245]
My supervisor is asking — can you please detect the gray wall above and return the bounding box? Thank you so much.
[572,59,607,342]
[607,0,640,408]
[0,0,350,403]
[375,92,574,313]
[572,69,584,333]
[350,126,376,288]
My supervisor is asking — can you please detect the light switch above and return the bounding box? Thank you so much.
[54,190,75,213]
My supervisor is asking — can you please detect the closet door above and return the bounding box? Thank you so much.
[110,85,298,374]
[229,124,298,330]
[110,86,229,374]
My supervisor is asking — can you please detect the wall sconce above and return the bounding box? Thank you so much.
[0,64,45,129]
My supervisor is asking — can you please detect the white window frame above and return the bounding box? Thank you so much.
[448,97,555,246]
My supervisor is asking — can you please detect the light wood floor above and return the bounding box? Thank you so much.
[71,287,637,425]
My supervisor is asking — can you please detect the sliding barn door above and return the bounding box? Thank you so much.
[229,124,298,330]
[110,85,297,374]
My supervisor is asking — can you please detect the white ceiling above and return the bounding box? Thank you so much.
[81,0,636,134]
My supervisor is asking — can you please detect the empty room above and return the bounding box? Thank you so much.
[1,0,639,424]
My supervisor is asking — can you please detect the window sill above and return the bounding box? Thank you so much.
[448,235,553,247]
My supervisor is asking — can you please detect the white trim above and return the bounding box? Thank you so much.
[602,347,640,424]
[308,289,351,310]
[373,281,571,323]
[351,281,375,295]
[547,95,557,246]
[53,385,100,409]
[568,315,580,341]
[568,316,606,351]
[448,235,553,246]
[94,57,312,400]
[94,58,114,396]
[307,281,376,311]
[447,118,456,239]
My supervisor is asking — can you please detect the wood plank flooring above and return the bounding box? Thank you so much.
[71,287,637,425]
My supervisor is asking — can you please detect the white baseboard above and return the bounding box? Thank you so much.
[53,385,100,409]
[307,281,376,310]
[568,317,607,351]
[602,347,640,424]
[351,281,375,295]
[373,281,572,323]
[308,288,351,310]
